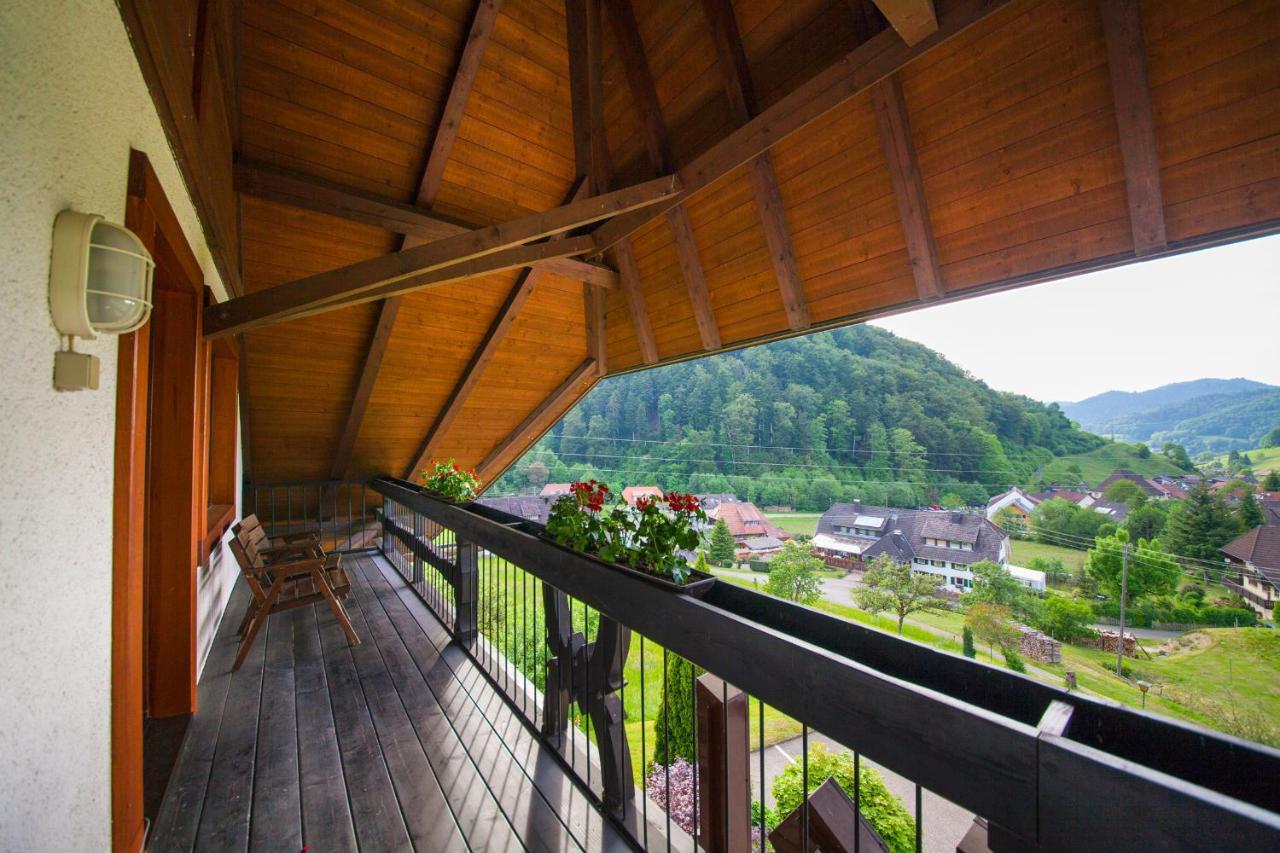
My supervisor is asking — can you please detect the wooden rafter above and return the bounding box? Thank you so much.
[871,74,944,301]
[234,161,617,288]
[870,0,937,46]
[401,180,589,479]
[324,0,504,480]
[206,177,676,337]
[568,0,659,365]
[702,0,810,331]
[477,358,600,479]
[1100,0,1167,256]
[591,0,1010,253]
[606,0,720,350]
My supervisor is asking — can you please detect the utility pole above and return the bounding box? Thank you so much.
[1116,542,1130,677]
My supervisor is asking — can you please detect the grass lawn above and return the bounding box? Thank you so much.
[1009,539,1087,573]
[1040,442,1187,486]
[764,512,821,537]
[1203,444,1280,475]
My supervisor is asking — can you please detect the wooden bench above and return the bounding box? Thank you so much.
[229,524,360,671]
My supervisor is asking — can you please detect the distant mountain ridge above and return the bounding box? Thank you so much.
[1060,378,1280,453]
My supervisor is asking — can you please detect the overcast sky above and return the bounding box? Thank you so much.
[870,234,1280,404]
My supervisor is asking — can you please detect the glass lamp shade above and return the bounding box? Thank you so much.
[49,210,154,339]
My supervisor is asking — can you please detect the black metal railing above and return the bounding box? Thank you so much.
[372,476,1280,853]
[244,479,381,554]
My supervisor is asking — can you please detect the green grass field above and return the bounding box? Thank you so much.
[764,512,821,537]
[1039,442,1187,486]
[1009,539,1087,573]
[1203,444,1280,475]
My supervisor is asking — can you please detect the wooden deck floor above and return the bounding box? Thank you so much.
[149,553,632,852]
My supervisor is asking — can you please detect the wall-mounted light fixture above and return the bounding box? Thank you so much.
[49,210,154,390]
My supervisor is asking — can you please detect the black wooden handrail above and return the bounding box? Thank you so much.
[372,476,1280,851]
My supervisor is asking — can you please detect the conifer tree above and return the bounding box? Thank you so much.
[1164,482,1241,563]
[708,518,737,566]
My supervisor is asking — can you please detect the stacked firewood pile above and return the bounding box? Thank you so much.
[1017,625,1062,663]
[1082,629,1137,657]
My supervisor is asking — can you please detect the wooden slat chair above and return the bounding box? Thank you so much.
[229,534,360,671]
[237,512,322,557]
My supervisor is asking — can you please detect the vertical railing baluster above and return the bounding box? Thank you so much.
[915,783,923,853]
[759,697,766,853]
[854,752,861,853]
[801,725,809,853]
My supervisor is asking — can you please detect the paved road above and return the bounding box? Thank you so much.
[749,731,975,853]
[715,568,859,608]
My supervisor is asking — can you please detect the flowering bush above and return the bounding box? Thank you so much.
[419,458,481,502]
[545,483,707,583]
[646,759,699,836]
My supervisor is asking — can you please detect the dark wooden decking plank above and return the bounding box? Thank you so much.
[335,569,469,851]
[148,584,251,851]
[249,607,303,851]
[194,592,271,850]
[315,595,414,851]
[359,555,627,852]
[343,556,526,852]
[293,603,358,853]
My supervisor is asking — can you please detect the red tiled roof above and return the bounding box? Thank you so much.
[1222,526,1280,591]
[716,502,790,540]
[622,486,664,506]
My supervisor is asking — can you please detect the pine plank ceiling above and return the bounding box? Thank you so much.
[223,0,1280,485]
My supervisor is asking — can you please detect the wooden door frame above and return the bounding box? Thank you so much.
[112,149,210,851]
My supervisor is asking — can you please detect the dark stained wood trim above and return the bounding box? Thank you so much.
[477,358,599,478]
[236,334,254,485]
[1100,0,1167,256]
[234,161,618,288]
[416,0,505,208]
[591,0,1011,252]
[329,298,402,479]
[204,174,677,335]
[871,74,944,301]
[584,283,607,376]
[701,0,810,330]
[612,240,659,363]
[870,0,938,46]
[607,0,720,350]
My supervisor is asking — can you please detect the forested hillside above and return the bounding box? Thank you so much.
[1061,379,1279,452]
[492,327,1106,509]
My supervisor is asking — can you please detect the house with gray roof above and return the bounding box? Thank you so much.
[817,503,1009,592]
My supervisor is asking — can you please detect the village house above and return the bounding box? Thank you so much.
[1221,526,1280,621]
[709,499,791,543]
[985,486,1039,520]
[817,504,1010,592]
[622,485,665,506]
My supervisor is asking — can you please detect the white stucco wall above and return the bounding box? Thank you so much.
[0,1,236,848]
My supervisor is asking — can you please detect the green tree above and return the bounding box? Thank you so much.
[1103,478,1148,506]
[1026,556,1070,586]
[1265,469,1280,490]
[962,625,976,658]
[1039,595,1096,642]
[652,654,698,766]
[1162,442,1194,471]
[1238,487,1265,530]
[965,602,1018,658]
[708,518,737,565]
[964,560,1028,610]
[1262,427,1280,448]
[854,555,943,634]
[1124,500,1169,541]
[1163,482,1241,563]
[1085,528,1181,604]
[764,541,824,604]
[771,744,915,853]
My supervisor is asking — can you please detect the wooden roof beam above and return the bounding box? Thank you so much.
[870,0,937,46]
[234,160,618,288]
[401,179,589,478]
[1101,0,1167,256]
[871,74,944,301]
[568,0,659,364]
[702,0,810,331]
[606,0,720,351]
[205,176,677,337]
[591,0,1010,253]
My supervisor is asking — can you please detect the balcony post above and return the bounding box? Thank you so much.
[454,539,478,644]
[411,510,425,585]
[584,615,634,818]
[541,586,577,741]
[696,672,751,851]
